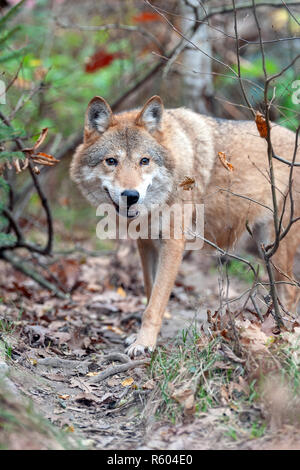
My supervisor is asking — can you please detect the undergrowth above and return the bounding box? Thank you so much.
[149,318,300,443]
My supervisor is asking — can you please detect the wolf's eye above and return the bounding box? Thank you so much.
[106,158,118,166]
[140,157,150,166]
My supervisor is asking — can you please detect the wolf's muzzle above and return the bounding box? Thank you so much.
[121,190,140,207]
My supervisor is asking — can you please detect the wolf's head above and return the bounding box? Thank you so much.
[70,95,173,218]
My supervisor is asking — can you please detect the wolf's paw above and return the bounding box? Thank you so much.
[125,342,154,358]
[124,333,137,347]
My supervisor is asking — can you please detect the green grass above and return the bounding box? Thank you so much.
[150,322,246,422]
[210,257,261,284]
[149,321,300,442]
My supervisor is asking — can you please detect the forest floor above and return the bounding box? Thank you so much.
[0,242,300,450]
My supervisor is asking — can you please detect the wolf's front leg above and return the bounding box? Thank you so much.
[126,238,185,357]
[137,238,159,302]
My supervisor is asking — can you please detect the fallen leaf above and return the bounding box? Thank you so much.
[220,385,229,404]
[121,377,134,387]
[107,377,120,387]
[65,425,74,433]
[142,379,155,390]
[58,394,70,400]
[69,378,93,393]
[261,314,276,336]
[237,320,271,353]
[171,386,195,416]
[86,371,99,377]
[106,325,125,336]
[117,286,126,298]
[49,259,80,292]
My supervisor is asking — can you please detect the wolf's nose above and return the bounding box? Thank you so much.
[121,190,140,207]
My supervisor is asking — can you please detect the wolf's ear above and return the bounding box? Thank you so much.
[85,96,114,134]
[135,96,163,133]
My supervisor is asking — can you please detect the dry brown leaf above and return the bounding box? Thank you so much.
[49,259,80,292]
[22,128,59,169]
[65,425,75,433]
[164,310,172,319]
[33,128,48,150]
[237,320,270,353]
[121,377,134,387]
[218,152,234,172]
[69,377,93,393]
[3,128,59,175]
[220,385,229,404]
[107,377,120,387]
[142,379,155,390]
[117,286,126,298]
[261,314,277,336]
[171,386,195,415]
[255,111,268,138]
[179,176,195,191]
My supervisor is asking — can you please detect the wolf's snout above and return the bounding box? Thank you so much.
[121,190,140,207]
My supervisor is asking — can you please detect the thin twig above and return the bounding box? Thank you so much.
[232,0,255,117]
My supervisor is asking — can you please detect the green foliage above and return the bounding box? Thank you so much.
[0,2,28,250]
[219,52,299,131]
[0,122,26,143]
[225,259,256,284]
[0,233,16,248]
[0,0,26,28]
[1,7,136,139]
[210,257,258,284]
[232,57,280,78]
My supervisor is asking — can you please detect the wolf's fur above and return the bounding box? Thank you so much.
[70,96,300,357]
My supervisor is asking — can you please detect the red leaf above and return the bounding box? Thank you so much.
[85,49,124,73]
[132,12,162,23]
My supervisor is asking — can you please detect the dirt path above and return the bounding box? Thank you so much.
[0,245,299,450]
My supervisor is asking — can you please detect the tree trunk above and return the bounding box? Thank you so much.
[181,0,214,115]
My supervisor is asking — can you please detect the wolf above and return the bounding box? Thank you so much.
[70,95,300,357]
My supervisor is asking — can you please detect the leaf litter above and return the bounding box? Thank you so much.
[0,244,300,449]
